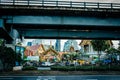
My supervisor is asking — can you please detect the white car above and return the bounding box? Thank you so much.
[41,62,55,66]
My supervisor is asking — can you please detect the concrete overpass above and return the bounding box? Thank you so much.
[0,0,120,43]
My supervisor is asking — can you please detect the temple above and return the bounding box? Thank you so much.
[24,44,60,62]
[79,40,113,56]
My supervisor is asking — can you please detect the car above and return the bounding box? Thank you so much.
[41,62,55,66]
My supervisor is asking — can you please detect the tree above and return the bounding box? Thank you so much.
[69,52,79,61]
[0,39,3,46]
[0,46,16,71]
[15,53,22,66]
[16,42,22,46]
[0,45,22,71]
[62,52,79,61]
[0,39,5,71]
[106,47,120,63]
[4,47,16,68]
[118,45,120,51]
[91,40,110,62]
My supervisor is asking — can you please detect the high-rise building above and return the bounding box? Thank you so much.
[55,39,61,52]
[63,40,79,52]
[27,42,32,46]
[32,39,43,45]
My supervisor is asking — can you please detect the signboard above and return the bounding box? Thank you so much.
[15,46,25,59]
[27,56,39,61]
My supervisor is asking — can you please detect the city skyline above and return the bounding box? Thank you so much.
[22,39,119,51]
[22,39,81,51]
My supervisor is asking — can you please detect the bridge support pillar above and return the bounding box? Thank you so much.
[0,19,13,43]
[9,29,21,44]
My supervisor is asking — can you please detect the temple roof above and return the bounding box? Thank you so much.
[43,47,58,55]
[79,40,113,46]
[79,40,92,46]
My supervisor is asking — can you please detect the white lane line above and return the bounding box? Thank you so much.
[37,76,56,80]
[0,78,13,80]
[86,79,98,80]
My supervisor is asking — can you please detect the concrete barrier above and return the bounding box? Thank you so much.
[13,66,23,71]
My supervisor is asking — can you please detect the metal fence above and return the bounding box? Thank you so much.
[0,0,120,9]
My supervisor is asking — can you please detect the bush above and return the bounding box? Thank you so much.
[22,66,37,71]
[51,65,120,71]
[51,66,93,71]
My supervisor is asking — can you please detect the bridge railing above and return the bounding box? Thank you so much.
[0,0,120,9]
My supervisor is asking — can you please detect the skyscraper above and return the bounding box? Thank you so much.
[55,39,61,52]
[27,42,32,46]
[32,39,43,45]
[63,40,79,52]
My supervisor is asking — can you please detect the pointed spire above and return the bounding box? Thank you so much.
[50,40,52,48]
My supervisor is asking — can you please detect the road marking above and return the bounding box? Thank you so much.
[37,76,56,80]
[0,78,13,80]
[86,79,98,80]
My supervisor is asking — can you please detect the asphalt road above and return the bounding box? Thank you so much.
[0,75,120,80]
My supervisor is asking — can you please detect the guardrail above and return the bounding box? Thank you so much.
[0,0,120,9]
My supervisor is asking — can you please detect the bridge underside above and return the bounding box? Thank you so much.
[3,15,120,40]
[16,29,120,40]
[1,4,120,40]
[8,24,120,40]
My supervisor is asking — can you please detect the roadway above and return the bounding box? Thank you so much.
[0,75,120,80]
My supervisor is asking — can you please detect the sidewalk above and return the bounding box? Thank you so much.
[0,70,120,76]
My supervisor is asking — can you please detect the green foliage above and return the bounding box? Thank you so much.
[0,46,22,71]
[91,40,110,51]
[118,46,120,51]
[0,46,16,71]
[51,65,120,71]
[62,52,79,61]
[22,66,37,71]
[0,39,3,45]
[4,47,16,64]
[107,48,120,55]
[16,42,22,46]
[83,54,89,58]
[106,47,120,62]
[91,40,111,62]
[23,55,27,60]
[15,53,22,63]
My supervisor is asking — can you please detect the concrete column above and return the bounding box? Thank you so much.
[10,29,20,44]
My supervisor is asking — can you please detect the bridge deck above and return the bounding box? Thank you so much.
[0,0,120,40]
[0,0,120,9]
[0,0,120,17]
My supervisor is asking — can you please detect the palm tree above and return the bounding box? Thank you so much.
[91,40,110,63]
